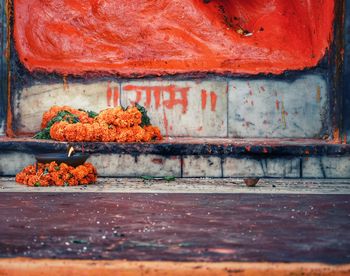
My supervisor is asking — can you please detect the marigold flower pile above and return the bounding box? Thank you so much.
[15,162,97,187]
[37,105,162,142]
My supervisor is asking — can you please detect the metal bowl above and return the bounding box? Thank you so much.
[35,153,90,167]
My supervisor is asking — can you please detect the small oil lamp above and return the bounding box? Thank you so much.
[244,178,260,187]
[35,146,90,167]
[68,146,75,157]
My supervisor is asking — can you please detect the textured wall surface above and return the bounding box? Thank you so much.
[13,75,329,138]
[13,0,334,75]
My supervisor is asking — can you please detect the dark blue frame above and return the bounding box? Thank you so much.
[0,0,7,134]
[344,0,350,141]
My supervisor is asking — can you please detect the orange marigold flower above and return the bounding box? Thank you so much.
[97,107,142,128]
[48,162,59,173]
[50,121,68,141]
[143,125,162,141]
[74,123,88,142]
[68,177,78,186]
[130,125,145,142]
[15,161,97,187]
[40,105,162,143]
[71,165,89,179]
[64,124,79,141]
[41,106,94,128]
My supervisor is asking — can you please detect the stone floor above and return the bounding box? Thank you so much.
[0,178,349,265]
[1,177,350,194]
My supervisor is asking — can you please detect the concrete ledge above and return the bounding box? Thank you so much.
[0,258,349,276]
[2,137,350,178]
[1,137,349,156]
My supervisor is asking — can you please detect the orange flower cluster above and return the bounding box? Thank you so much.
[15,161,97,187]
[41,106,94,128]
[97,107,142,127]
[44,106,162,142]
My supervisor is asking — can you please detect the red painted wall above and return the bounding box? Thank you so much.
[14,0,334,76]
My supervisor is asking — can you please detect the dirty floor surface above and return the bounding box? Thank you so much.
[0,178,349,264]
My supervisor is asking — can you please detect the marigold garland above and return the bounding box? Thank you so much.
[41,106,95,129]
[15,161,97,187]
[36,105,162,142]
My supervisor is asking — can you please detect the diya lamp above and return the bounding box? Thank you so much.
[244,178,260,187]
[35,146,90,167]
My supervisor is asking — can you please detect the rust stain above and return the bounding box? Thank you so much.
[151,158,164,165]
[144,87,152,108]
[333,128,341,144]
[281,101,287,129]
[275,100,280,110]
[62,76,69,91]
[106,82,112,107]
[162,92,169,137]
[113,87,119,107]
[316,86,321,102]
[163,111,169,136]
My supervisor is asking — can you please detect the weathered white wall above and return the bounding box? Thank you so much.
[14,74,328,138]
[228,75,328,138]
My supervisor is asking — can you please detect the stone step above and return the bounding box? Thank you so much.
[1,177,350,194]
[1,137,350,178]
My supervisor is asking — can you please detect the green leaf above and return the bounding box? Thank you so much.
[34,182,40,187]
[141,175,155,180]
[34,128,51,139]
[79,109,98,118]
[135,103,151,127]
[34,110,80,140]
[163,176,176,182]
[87,110,98,118]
